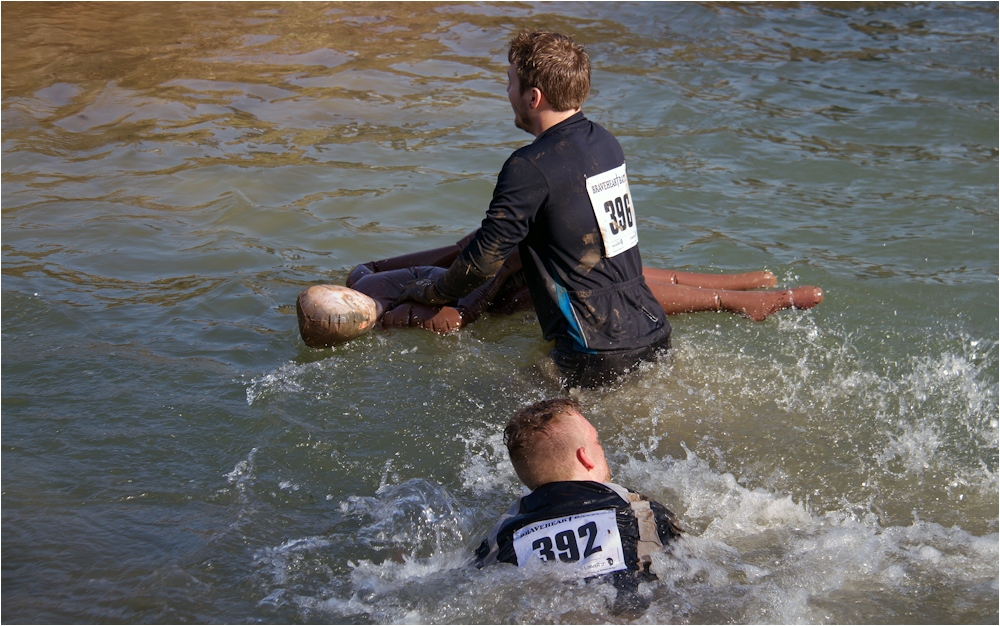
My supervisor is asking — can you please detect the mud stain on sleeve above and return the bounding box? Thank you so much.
[575,246,602,274]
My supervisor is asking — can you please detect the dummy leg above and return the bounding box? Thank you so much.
[347,244,464,287]
[643,267,777,290]
[367,244,463,273]
[366,230,480,273]
[648,281,823,321]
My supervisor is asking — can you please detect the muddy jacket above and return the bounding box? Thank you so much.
[436,113,670,354]
[474,481,681,582]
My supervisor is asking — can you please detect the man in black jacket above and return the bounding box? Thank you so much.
[475,398,682,613]
[396,31,672,388]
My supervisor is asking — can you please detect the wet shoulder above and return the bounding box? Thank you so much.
[520,480,629,514]
[516,115,623,175]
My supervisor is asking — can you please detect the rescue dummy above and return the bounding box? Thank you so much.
[296,231,823,347]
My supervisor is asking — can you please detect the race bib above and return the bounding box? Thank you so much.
[586,163,639,258]
[512,509,626,576]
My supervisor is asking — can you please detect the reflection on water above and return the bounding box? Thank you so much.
[3,1,997,623]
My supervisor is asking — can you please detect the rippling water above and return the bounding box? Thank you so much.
[3,2,997,623]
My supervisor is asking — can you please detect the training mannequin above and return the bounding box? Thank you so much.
[297,230,823,347]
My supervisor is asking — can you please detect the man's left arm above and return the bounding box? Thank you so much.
[649,500,684,544]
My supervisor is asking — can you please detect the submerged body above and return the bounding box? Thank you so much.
[475,480,681,613]
[475,399,684,615]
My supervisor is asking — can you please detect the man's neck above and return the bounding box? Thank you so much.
[532,108,580,137]
[530,479,614,493]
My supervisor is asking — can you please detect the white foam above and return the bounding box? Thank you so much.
[223,447,257,506]
[245,362,310,405]
[456,427,518,495]
[248,442,997,623]
[242,319,997,623]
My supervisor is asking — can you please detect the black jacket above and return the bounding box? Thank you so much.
[440,113,670,354]
[475,481,681,577]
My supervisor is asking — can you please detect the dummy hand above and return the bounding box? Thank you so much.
[392,278,450,308]
[416,305,463,334]
[382,303,462,334]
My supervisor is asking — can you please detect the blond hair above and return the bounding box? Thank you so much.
[504,398,587,489]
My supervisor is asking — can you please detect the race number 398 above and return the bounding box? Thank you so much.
[586,163,639,258]
[512,509,626,576]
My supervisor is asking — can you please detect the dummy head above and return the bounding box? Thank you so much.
[296,284,380,347]
[503,398,611,490]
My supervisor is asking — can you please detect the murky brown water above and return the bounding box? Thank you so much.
[3,2,997,623]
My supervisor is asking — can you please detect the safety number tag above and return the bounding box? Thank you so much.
[512,509,626,576]
[586,163,639,258]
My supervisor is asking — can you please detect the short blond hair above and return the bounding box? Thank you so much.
[504,398,586,489]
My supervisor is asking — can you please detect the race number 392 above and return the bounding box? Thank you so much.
[586,163,639,258]
[512,509,626,576]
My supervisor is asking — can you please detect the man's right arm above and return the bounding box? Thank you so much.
[395,155,547,307]
[472,496,525,568]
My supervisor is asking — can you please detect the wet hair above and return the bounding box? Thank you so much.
[507,31,590,112]
[504,398,585,489]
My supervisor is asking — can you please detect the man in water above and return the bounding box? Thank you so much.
[296,229,824,347]
[474,398,682,614]
[390,31,684,387]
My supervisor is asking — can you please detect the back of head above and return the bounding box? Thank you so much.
[504,398,586,489]
[507,31,590,111]
[297,284,379,347]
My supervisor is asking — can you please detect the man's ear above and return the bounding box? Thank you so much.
[528,87,543,110]
[576,446,596,471]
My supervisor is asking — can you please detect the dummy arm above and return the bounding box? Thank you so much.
[382,249,523,334]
